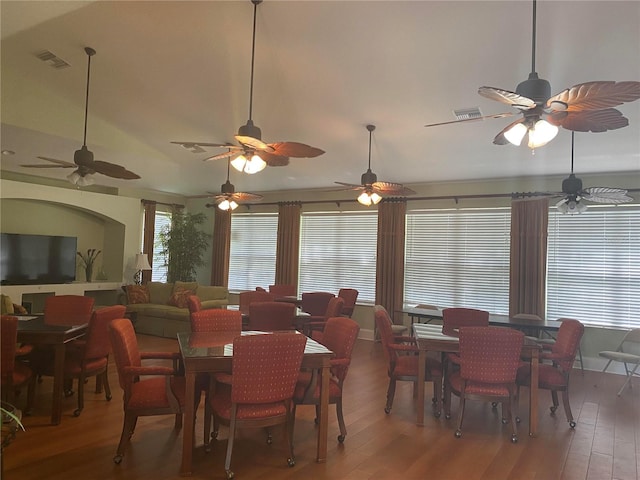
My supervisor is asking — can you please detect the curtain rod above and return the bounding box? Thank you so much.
[245,188,640,208]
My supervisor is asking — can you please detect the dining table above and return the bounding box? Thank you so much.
[16,315,88,425]
[413,323,542,437]
[226,304,311,332]
[177,329,333,476]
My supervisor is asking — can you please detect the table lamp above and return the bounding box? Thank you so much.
[133,253,152,285]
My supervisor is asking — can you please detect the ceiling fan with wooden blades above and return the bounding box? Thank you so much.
[545,132,633,214]
[171,0,324,172]
[190,155,263,211]
[425,0,640,150]
[21,47,140,186]
[334,124,415,206]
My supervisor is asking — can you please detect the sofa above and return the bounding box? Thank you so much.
[121,281,229,338]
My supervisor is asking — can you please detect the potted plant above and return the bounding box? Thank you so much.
[158,211,209,282]
[1,402,24,450]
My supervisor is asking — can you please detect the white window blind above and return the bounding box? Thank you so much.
[299,212,377,303]
[228,213,277,291]
[547,205,640,328]
[149,211,172,282]
[405,208,511,313]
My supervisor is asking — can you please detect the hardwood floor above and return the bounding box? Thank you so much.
[3,334,639,480]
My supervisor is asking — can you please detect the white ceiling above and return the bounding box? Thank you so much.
[1,0,639,198]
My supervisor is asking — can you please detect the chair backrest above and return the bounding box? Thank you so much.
[84,305,127,360]
[321,316,360,382]
[458,326,524,384]
[551,319,585,372]
[373,305,396,363]
[187,295,202,314]
[109,318,142,392]
[442,307,489,336]
[190,308,243,333]
[301,292,335,316]
[238,290,274,314]
[337,288,358,317]
[231,332,306,405]
[1,315,18,380]
[323,296,345,321]
[269,284,296,296]
[44,295,95,326]
[248,301,296,331]
[255,286,267,292]
[619,328,640,354]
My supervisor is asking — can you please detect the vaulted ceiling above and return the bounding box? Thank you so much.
[2,1,639,197]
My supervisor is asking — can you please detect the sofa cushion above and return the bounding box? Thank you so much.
[147,282,175,304]
[196,285,228,302]
[168,287,195,308]
[173,281,198,295]
[126,285,150,304]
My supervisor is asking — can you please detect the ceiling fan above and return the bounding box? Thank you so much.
[171,0,324,173]
[549,132,633,214]
[334,124,415,206]
[191,154,263,211]
[425,0,640,149]
[21,47,140,186]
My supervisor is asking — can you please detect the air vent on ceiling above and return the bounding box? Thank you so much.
[35,50,71,69]
[179,143,206,154]
[454,107,482,121]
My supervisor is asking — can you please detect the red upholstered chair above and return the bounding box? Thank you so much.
[517,318,584,428]
[442,307,489,336]
[187,295,202,314]
[374,305,443,417]
[1,315,36,414]
[36,305,126,417]
[238,290,274,315]
[190,308,243,333]
[307,296,345,341]
[450,326,524,442]
[209,332,306,479]
[293,316,360,443]
[300,291,334,316]
[337,288,358,317]
[248,301,296,331]
[109,318,185,465]
[269,284,296,297]
[44,295,95,326]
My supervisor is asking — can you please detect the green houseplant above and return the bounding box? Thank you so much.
[158,211,209,282]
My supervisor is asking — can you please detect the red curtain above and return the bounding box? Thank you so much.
[275,202,301,292]
[141,200,156,284]
[210,208,231,286]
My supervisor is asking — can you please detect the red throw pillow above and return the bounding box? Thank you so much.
[126,285,150,304]
[168,287,195,308]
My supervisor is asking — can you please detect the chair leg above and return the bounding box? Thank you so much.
[101,370,112,401]
[550,390,559,415]
[385,378,396,414]
[174,413,183,430]
[336,398,347,443]
[285,409,296,468]
[204,399,212,452]
[617,363,639,396]
[114,412,137,464]
[74,374,85,417]
[508,392,518,443]
[455,392,466,438]
[433,376,442,418]
[225,407,237,479]
[24,375,36,415]
[95,374,103,394]
[560,389,576,428]
[577,346,584,374]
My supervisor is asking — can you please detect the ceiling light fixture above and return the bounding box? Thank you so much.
[67,170,95,186]
[503,115,558,148]
[217,198,239,211]
[230,151,266,174]
[357,189,382,206]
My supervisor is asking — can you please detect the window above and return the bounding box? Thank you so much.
[404,208,511,313]
[151,211,171,282]
[228,213,278,291]
[299,211,377,302]
[547,205,640,328]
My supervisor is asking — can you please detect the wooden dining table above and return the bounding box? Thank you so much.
[177,329,333,476]
[16,315,88,425]
[413,323,542,437]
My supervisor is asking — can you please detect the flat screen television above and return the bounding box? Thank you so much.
[0,233,77,285]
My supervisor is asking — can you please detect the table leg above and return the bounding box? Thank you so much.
[316,363,329,463]
[416,349,426,426]
[180,372,196,476]
[529,348,539,437]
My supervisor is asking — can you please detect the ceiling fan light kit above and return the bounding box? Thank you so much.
[67,170,95,186]
[230,152,267,174]
[357,190,382,206]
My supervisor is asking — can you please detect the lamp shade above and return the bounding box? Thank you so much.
[134,253,152,271]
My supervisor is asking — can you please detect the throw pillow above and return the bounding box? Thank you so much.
[1,294,14,315]
[168,287,195,308]
[13,304,28,315]
[126,285,150,304]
